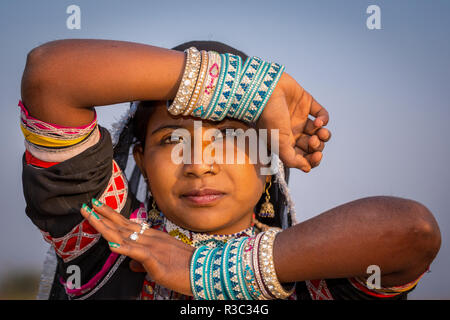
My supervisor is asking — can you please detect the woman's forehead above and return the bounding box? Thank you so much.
[146,102,250,134]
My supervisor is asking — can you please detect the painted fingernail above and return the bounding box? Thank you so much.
[84,205,100,220]
[90,210,100,220]
[108,242,120,248]
[92,198,103,207]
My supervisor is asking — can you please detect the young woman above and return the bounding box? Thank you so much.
[19,39,441,300]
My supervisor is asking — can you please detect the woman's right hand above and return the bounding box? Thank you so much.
[257,72,331,172]
[80,200,195,296]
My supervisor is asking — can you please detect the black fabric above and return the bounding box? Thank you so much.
[22,126,113,238]
[22,126,144,299]
[294,279,411,300]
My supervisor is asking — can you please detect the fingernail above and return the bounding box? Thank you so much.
[108,242,120,248]
[92,198,103,207]
[90,210,100,220]
[84,205,100,220]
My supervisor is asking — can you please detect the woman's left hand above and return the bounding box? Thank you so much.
[258,72,331,172]
[80,199,195,296]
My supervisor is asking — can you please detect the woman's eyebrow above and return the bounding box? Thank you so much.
[151,124,183,135]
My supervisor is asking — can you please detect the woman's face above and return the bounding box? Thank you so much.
[133,102,268,234]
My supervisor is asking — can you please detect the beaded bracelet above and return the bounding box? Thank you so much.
[228,56,264,119]
[167,47,202,115]
[252,231,276,299]
[241,62,285,123]
[209,53,243,121]
[192,51,222,117]
[190,245,209,300]
[258,228,296,299]
[203,246,219,300]
[202,53,228,120]
[236,61,271,121]
[241,236,267,300]
[209,246,228,300]
[236,237,254,300]
[183,50,209,116]
[221,238,239,300]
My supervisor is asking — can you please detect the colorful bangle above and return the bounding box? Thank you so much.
[193,51,221,117]
[167,47,201,115]
[209,53,243,121]
[258,228,295,299]
[225,56,252,119]
[242,62,285,123]
[203,53,228,120]
[190,245,209,300]
[183,50,209,116]
[241,236,266,300]
[231,56,264,120]
[236,61,271,121]
[203,246,219,300]
[236,237,253,300]
[221,238,238,300]
[209,246,228,300]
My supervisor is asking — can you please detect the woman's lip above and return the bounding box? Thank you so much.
[182,193,225,205]
[181,189,225,197]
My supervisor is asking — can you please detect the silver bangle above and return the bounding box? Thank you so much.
[167,47,202,115]
[258,228,296,299]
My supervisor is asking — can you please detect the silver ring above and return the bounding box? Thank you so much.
[139,222,150,235]
[129,231,139,241]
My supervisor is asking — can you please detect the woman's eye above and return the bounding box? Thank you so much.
[162,135,184,144]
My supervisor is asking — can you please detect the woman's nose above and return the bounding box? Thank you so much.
[182,131,217,177]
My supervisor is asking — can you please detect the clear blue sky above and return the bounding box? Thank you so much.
[1,0,449,299]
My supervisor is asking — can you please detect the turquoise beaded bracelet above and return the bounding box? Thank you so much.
[190,245,209,300]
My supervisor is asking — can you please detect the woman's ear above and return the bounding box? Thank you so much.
[132,143,146,177]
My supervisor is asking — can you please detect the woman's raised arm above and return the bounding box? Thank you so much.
[21,39,185,127]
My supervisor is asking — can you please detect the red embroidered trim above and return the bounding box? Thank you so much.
[40,160,128,263]
[305,279,334,300]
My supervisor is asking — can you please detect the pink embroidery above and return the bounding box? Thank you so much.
[305,279,334,300]
[129,202,148,223]
[204,63,219,95]
[60,252,119,296]
[19,100,97,136]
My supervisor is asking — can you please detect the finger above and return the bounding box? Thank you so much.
[316,127,332,142]
[80,204,124,244]
[307,151,323,168]
[108,238,154,267]
[304,118,322,135]
[129,260,147,273]
[91,198,134,228]
[278,135,311,172]
[309,98,329,127]
[296,134,323,153]
[296,148,323,168]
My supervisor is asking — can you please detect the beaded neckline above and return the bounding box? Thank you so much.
[159,214,257,249]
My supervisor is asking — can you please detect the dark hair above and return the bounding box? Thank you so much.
[127,40,291,229]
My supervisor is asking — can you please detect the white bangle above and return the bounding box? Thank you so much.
[167,47,201,115]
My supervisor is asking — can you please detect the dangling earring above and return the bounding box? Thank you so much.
[259,177,275,218]
[144,175,161,220]
[148,198,160,220]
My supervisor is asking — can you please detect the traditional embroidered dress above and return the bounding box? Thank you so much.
[18,100,425,300]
